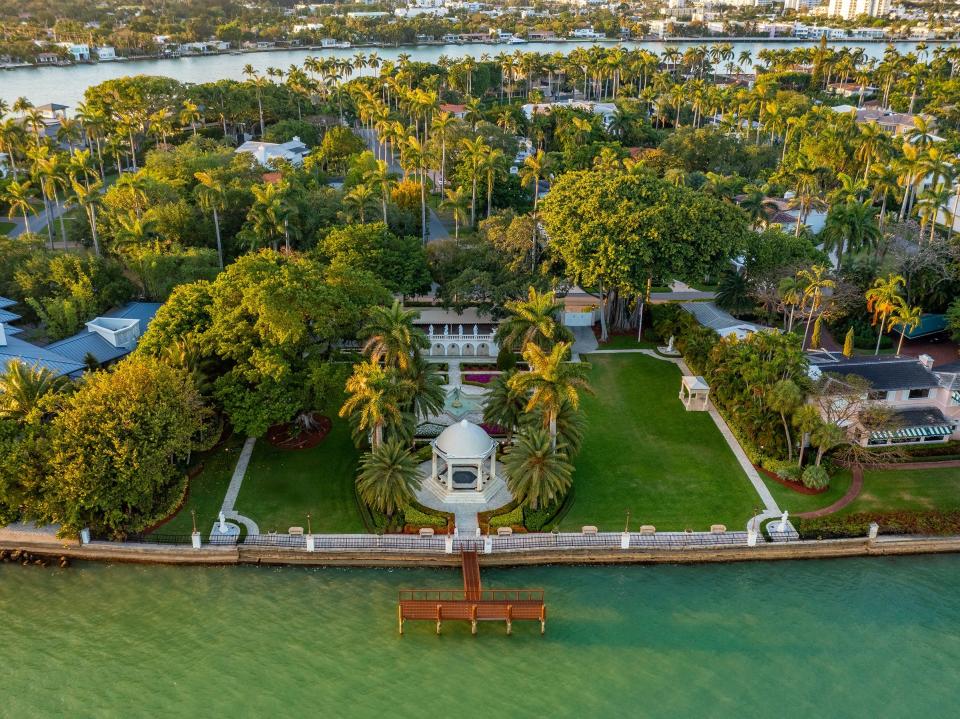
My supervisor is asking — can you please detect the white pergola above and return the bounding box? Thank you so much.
[430,419,497,492]
[679,375,710,412]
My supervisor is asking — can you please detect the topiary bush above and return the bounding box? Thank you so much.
[403,504,446,528]
[801,465,830,489]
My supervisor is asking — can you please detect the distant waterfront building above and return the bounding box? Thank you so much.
[95,46,117,61]
[783,0,824,9]
[827,0,889,20]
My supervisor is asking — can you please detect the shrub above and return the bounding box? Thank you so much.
[403,504,446,528]
[797,510,960,539]
[489,504,524,528]
[496,348,517,371]
[413,444,433,462]
[801,465,830,489]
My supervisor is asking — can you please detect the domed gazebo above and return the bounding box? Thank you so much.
[430,419,497,492]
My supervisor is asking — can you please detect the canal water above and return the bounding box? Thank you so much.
[1,556,957,715]
[0,39,928,108]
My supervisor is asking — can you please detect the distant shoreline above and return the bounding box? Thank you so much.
[0,34,945,73]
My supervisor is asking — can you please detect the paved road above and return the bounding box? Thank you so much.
[357,126,449,242]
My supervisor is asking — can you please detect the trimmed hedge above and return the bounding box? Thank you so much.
[869,440,960,461]
[524,488,575,531]
[489,505,524,528]
[797,510,960,539]
[403,504,446,528]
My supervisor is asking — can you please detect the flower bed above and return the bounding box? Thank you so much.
[463,372,496,384]
[755,464,827,495]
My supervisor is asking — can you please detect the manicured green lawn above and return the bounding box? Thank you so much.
[154,435,246,535]
[235,419,364,533]
[563,354,760,531]
[760,470,854,515]
[595,334,658,350]
[0,221,15,236]
[839,466,960,516]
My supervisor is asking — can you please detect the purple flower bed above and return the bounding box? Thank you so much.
[464,373,495,384]
[480,423,507,436]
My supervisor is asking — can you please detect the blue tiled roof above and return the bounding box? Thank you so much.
[0,296,16,310]
[0,335,86,377]
[0,308,21,323]
[45,302,162,365]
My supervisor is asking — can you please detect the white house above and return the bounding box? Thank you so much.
[521,100,617,128]
[58,43,90,61]
[95,46,117,61]
[235,137,310,167]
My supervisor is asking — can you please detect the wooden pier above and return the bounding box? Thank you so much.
[398,551,546,635]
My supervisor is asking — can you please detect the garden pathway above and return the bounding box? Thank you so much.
[571,326,598,360]
[218,437,260,536]
[447,360,462,386]
[585,348,782,530]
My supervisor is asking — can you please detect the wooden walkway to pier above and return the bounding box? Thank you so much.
[398,551,546,635]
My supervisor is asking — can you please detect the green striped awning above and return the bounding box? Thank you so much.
[871,424,955,440]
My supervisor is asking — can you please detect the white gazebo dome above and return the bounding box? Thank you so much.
[435,419,494,458]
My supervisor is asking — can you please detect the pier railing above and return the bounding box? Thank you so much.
[399,589,544,603]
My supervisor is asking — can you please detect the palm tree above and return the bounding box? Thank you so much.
[243,65,269,137]
[179,100,202,136]
[495,288,573,352]
[356,439,421,520]
[865,273,905,355]
[360,300,428,372]
[508,342,591,449]
[778,275,804,332]
[439,186,469,241]
[343,182,378,224]
[431,111,454,194]
[66,178,103,256]
[339,360,413,449]
[811,421,845,466]
[797,265,835,351]
[399,135,429,244]
[0,360,71,421]
[768,379,802,461]
[404,352,445,420]
[888,298,922,357]
[520,149,548,269]
[2,179,35,233]
[821,200,882,267]
[792,404,821,468]
[459,136,489,228]
[916,184,951,245]
[483,370,526,442]
[365,160,396,225]
[483,147,505,218]
[194,171,226,270]
[502,427,574,510]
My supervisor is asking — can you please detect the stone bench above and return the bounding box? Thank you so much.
[418,528,435,537]
[710,524,727,534]
[581,525,598,535]
[639,525,656,535]
[496,527,513,536]
[288,526,304,536]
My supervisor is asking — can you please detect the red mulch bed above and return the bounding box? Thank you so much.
[266,414,332,450]
[755,464,827,495]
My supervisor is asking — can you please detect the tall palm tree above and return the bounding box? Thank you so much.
[399,135,429,244]
[888,298,922,357]
[483,147,505,218]
[520,149,548,268]
[495,288,573,352]
[365,160,396,224]
[865,273,905,355]
[360,300,428,371]
[768,379,802,461]
[439,186,469,241]
[404,352,445,420]
[66,178,103,256]
[508,342,591,449]
[430,111,454,194]
[916,183,951,245]
[179,100,202,136]
[2,179,35,233]
[0,360,71,421]
[356,439,421,520]
[502,427,573,510]
[339,360,414,449]
[822,200,882,267]
[797,265,834,351]
[194,170,226,270]
[459,136,489,228]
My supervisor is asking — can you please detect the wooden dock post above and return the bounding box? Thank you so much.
[540,604,546,635]
[471,604,478,635]
[436,604,443,635]
[398,604,404,635]
[506,604,513,635]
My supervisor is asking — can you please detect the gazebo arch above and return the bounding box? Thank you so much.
[679,375,710,411]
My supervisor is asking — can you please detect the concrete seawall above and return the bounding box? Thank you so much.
[5,535,960,568]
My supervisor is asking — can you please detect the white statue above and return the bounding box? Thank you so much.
[778,510,789,532]
[443,324,449,336]
[218,510,228,534]
[472,324,478,336]
[458,324,463,336]
[428,324,434,337]
[667,335,675,352]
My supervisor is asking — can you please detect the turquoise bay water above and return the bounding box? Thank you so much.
[2,557,959,716]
